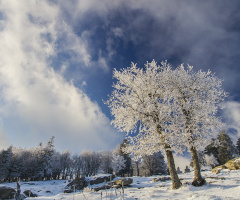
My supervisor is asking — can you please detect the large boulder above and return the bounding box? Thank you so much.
[94,185,112,192]
[225,157,240,170]
[94,178,133,192]
[90,175,114,185]
[63,189,74,193]
[66,177,88,191]
[153,177,171,182]
[212,157,240,173]
[23,190,38,197]
[110,178,133,186]
[0,186,16,199]
[211,165,227,174]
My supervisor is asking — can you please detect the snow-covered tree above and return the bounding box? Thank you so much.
[204,131,236,166]
[217,130,236,164]
[0,146,13,181]
[166,63,227,186]
[80,151,100,176]
[236,137,240,155]
[111,151,126,175]
[52,151,62,179]
[11,148,29,180]
[107,61,183,189]
[99,151,113,174]
[132,160,140,176]
[72,153,82,178]
[204,138,219,161]
[115,140,133,176]
[107,60,227,188]
[205,154,219,168]
[60,149,72,179]
[42,136,55,179]
[141,151,167,176]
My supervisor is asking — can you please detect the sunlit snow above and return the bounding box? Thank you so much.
[2,169,240,199]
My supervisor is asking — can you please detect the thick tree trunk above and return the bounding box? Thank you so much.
[190,146,206,186]
[164,144,182,189]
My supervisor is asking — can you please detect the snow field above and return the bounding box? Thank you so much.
[1,170,240,199]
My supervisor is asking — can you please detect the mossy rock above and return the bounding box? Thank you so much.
[109,178,133,186]
[211,165,227,174]
[66,177,88,190]
[0,186,16,199]
[225,157,240,170]
[212,157,240,173]
[23,190,38,197]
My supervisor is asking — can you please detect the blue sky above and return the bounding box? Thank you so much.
[0,0,239,153]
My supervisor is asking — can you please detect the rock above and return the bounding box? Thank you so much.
[0,186,16,199]
[153,177,171,182]
[90,175,114,185]
[19,194,26,200]
[206,176,225,180]
[94,185,111,192]
[211,165,227,174]
[225,157,240,170]
[112,185,121,189]
[110,178,133,186]
[94,177,132,192]
[212,157,240,174]
[64,189,74,193]
[66,177,88,191]
[23,190,38,197]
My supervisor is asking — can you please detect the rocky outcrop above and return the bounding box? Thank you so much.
[23,190,37,197]
[0,186,16,199]
[94,185,112,192]
[211,165,227,174]
[212,157,240,174]
[63,189,74,193]
[94,178,133,192]
[90,175,114,185]
[65,177,88,191]
[109,178,133,187]
[224,158,240,170]
[153,177,171,182]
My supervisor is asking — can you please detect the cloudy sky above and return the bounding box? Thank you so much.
[0,0,239,153]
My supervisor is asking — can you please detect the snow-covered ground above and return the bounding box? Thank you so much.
[2,169,240,199]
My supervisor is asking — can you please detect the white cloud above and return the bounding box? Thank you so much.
[0,0,122,152]
[1,0,238,152]
[0,118,9,149]
[223,101,240,142]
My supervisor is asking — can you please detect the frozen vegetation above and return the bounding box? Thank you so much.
[1,169,240,199]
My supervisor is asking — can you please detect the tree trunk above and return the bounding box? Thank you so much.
[164,144,182,189]
[136,161,140,176]
[190,146,205,186]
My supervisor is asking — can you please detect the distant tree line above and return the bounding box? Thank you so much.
[0,138,167,182]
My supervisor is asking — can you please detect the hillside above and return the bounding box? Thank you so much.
[1,169,240,199]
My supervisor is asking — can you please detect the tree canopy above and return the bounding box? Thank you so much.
[107,60,227,188]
